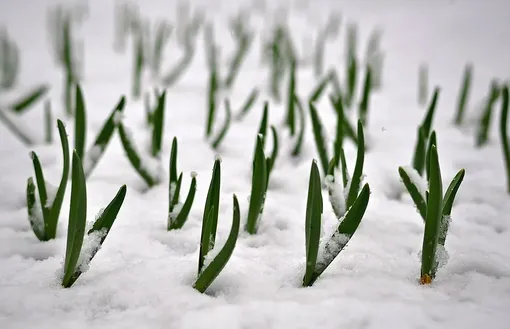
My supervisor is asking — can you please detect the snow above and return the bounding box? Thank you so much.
[1,0,510,329]
[400,165,428,199]
[324,174,346,218]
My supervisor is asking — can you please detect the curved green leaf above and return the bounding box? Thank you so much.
[194,194,240,293]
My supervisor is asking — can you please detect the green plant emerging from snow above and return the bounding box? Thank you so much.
[26,120,70,241]
[303,160,370,287]
[194,157,240,293]
[61,151,127,288]
[118,90,166,187]
[72,84,127,178]
[167,137,197,230]
[398,134,465,284]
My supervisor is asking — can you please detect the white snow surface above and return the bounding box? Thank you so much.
[1,0,510,329]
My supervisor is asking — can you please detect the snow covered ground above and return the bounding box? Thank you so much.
[1,0,510,328]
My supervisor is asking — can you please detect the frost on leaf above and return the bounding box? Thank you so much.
[168,202,183,225]
[435,244,449,269]
[201,242,222,274]
[76,228,108,274]
[28,195,45,237]
[45,181,58,209]
[325,174,346,219]
[400,165,427,199]
[315,230,351,273]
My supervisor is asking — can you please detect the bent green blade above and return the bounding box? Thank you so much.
[421,145,443,283]
[211,98,232,149]
[194,194,240,293]
[358,66,372,126]
[291,94,306,157]
[84,96,126,178]
[47,120,71,239]
[398,167,427,221]
[303,160,323,287]
[199,158,221,273]
[169,175,197,230]
[346,120,365,209]
[286,59,296,135]
[235,88,259,121]
[246,135,267,234]
[151,91,166,157]
[118,121,159,187]
[499,85,510,193]
[309,101,329,176]
[66,184,127,287]
[266,125,279,182]
[74,84,87,161]
[454,63,472,125]
[442,169,465,217]
[30,151,49,229]
[309,70,332,104]
[62,151,87,288]
[422,87,440,137]
[311,183,370,284]
[10,84,49,113]
[89,185,127,235]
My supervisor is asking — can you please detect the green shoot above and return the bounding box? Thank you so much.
[358,66,372,127]
[309,101,329,176]
[224,12,254,88]
[151,20,172,77]
[245,134,268,234]
[420,145,442,285]
[303,160,371,287]
[83,96,126,178]
[291,95,306,157]
[10,85,50,113]
[454,63,472,125]
[266,125,279,184]
[198,157,221,273]
[329,94,358,146]
[0,27,19,90]
[194,194,240,293]
[285,59,297,135]
[26,120,70,241]
[117,120,162,187]
[476,80,500,147]
[167,137,197,230]
[151,90,166,158]
[235,88,260,121]
[412,87,440,175]
[211,99,232,150]
[205,44,218,138]
[309,70,335,104]
[499,85,510,193]
[62,151,127,288]
[74,84,86,160]
[313,13,340,79]
[44,100,52,144]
